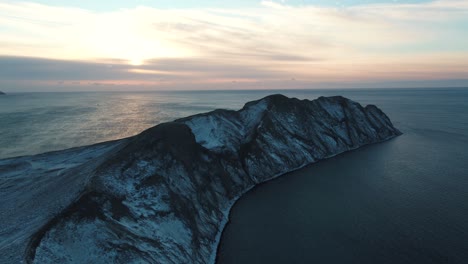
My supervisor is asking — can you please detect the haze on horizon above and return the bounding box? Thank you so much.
[0,0,467,92]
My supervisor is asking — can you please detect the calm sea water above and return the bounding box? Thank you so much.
[0,88,453,159]
[1,88,467,263]
[217,88,468,264]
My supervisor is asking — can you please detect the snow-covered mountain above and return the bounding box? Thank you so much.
[0,95,401,264]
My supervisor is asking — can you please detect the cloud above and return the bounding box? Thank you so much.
[1,55,467,92]
[0,56,294,85]
[0,1,467,91]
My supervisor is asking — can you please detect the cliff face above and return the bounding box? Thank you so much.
[180,95,399,183]
[0,95,401,264]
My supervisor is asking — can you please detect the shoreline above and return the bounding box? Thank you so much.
[0,129,400,263]
[212,135,400,263]
[2,94,402,263]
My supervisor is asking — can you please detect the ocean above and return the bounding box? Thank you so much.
[1,88,468,263]
[216,88,468,263]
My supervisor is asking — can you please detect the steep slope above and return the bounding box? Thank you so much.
[180,95,400,182]
[0,141,125,263]
[0,95,401,264]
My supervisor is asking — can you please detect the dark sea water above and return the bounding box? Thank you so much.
[217,88,468,264]
[1,88,467,263]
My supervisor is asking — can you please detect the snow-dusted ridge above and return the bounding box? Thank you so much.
[0,94,401,264]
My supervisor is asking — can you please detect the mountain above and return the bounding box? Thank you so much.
[0,95,401,264]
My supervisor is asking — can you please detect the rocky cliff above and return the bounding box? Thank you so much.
[0,95,401,263]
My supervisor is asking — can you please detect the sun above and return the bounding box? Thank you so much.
[129,58,144,66]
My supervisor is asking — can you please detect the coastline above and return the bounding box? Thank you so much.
[212,134,400,263]
[0,131,400,263]
[2,94,402,263]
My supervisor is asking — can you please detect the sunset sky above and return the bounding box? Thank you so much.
[1,0,467,91]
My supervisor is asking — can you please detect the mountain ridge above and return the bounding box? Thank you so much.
[0,94,401,263]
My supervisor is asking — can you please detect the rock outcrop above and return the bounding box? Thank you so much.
[0,95,401,264]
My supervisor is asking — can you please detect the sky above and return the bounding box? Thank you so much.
[0,0,467,91]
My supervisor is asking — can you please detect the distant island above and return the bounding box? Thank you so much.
[0,94,401,264]
[0,91,5,95]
